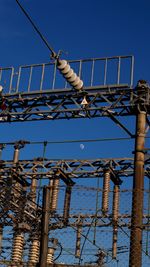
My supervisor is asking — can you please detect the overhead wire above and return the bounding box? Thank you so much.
[15,0,84,90]
[15,0,56,58]
[0,136,140,147]
[2,134,150,146]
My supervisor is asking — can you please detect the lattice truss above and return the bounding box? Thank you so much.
[0,55,150,266]
[0,55,138,123]
[0,147,150,266]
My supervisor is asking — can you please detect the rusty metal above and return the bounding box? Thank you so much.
[1,69,150,267]
[0,55,135,123]
[0,157,141,179]
[39,186,50,267]
[129,111,146,267]
[75,223,82,258]
[30,176,37,203]
[0,55,133,94]
[63,185,72,225]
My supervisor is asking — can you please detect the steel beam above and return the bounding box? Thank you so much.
[129,111,146,267]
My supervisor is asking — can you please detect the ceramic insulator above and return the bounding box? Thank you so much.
[51,179,60,211]
[102,170,110,213]
[47,247,55,264]
[11,233,24,262]
[28,239,40,263]
[57,60,83,90]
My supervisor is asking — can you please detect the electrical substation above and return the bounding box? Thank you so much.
[0,1,150,267]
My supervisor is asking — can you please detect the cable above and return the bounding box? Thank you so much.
[0,136,135,147]
[53,241,63,262]
[15,0,56,58]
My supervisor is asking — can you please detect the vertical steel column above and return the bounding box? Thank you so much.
[75,223,82,258]
[129,111,146,267]
[30,173,37,203]
[39,186,50,267]
[63,185,72,225]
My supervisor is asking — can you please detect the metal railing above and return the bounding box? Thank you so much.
[0,55,134,95]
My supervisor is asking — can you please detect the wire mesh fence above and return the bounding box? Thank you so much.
[0,174,150,267]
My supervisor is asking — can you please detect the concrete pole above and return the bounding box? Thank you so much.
[129,111,146,267]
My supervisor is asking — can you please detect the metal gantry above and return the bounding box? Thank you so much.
[0,55,150,267]
[0,55,136,124]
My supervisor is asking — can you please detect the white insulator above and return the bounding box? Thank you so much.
[71,76,81,86]
[0,85,3,93]
[47,247,55,264]
[57,60,67,70]
[28,239,40,263]
[61,64,71,74]
[11,233,24,262]
[64,68,74,78]
[74,80,83,90]
[67,73,77,83]
[57,59,83,90]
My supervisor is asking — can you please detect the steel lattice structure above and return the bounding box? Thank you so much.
[0,55,150,267]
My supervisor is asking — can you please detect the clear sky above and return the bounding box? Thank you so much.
[0,0,150,161]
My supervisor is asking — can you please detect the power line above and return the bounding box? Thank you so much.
[2,135,150,146]
[0,136,136,147]
[15,0,56,58]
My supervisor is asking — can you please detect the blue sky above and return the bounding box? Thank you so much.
[0,0,150,161]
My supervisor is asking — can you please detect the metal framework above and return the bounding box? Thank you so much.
[0,55,137,124]
[1,55,150,267]
[0,156,150,179]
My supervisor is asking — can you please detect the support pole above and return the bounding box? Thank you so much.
[39,186,50,267]
[129,111,146,267]
[63,185,72,225]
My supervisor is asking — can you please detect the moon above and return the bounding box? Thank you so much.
[80,144,85,150]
